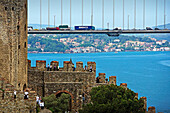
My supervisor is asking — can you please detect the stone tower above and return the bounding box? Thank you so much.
[0,0,28,91]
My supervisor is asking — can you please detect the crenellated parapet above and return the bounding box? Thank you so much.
[28,59,97,73]
[140,97,147,112]
[148,106,156,113]
[109,76,116,85]
[135,93,138,99]
[27,59,156,112]
[76,62,84,71]
[120,83,128,89]
[36,60,46,71]
[51,61,59,68]
[87,62,96,72]
[98,73,106,83]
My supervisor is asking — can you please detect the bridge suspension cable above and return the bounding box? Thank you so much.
[164,0,166,29]
[70,0,71,28]
[61,0,63,25]
[134,0,136,29]
[113,0,115,29]
[143,0,145,29]
[48,0,50,27]
[156,0,157,28]
[123,0,124,30]
[40,0,42,29]
[91,0,93,26]
[128,15,130,30]
[82,0,83,26]
[102,0,104,29]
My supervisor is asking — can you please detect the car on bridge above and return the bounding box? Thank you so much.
[59,25,71,30]
[146,27,153,30]
[28,26,33,31]
[46,27,60,30]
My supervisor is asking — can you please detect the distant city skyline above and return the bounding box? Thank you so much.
[28,0,170,29]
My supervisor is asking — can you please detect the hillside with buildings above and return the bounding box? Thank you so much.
[28,34,170,53]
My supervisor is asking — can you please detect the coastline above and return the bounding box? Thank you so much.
[28,50,170,54]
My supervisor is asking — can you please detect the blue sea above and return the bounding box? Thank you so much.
[28,51,170,113]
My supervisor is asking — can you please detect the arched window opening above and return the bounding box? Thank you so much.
[12,7,15,11]
[17,25,20,30]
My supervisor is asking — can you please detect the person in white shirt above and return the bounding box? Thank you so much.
[24,91,29,99]
[50,64,52,71]
[40,101,44,109]
[14,90,17,99]
[36,95,39,104]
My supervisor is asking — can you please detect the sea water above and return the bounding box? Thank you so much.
[28,51,170,113]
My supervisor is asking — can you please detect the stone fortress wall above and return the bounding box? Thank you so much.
[0,0,36,112]
[27,59,156,113]
[0,0,28,91]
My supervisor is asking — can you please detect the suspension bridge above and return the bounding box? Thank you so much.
[28,0,170,36]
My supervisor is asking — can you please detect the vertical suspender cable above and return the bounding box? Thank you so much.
[143,0,145,29]
[48,0,50,27]
[123,0,124,30]
[134,0,136,29]
[82,0,83,26]
[113,0,114,29]
[128,15,129,30]
[40,0,41,29]
[102,0,104,29]
[54,15,56,27]
[61,0,63,25]
[91,0,93,26]
[156,0,157,28]
[70,0,71,28]
[164,0,166,29]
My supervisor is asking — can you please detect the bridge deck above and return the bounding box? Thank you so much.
[28,30,170,34]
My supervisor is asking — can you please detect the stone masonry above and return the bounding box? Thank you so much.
[28,59,156,113]
[0,74,36,113]
[0,0,28,91]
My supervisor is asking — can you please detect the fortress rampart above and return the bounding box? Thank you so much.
[27,59,155,113]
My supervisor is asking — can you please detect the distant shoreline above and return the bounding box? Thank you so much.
[27,50,169,54]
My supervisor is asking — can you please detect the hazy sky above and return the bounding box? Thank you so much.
[28,0,170,29]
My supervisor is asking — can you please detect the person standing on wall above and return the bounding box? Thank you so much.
[90,65,92,72]
[84,65,87,71]
[40,100,44,109]
[14,90,17,99]
[54,64,56,71]
[57,65,59,71]
[47,64,50,71]
[24,90,29,99]
[36,95,39,104]
[50,64,52,71]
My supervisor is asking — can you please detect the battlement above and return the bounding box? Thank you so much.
[135,93,138,98]
[27,59,155,112]
[28,59,96,72]
[148,106,156,113]
[120,83,127,89]
[109,76,116,85]
[96,73,116,85]
[140,97,147,112]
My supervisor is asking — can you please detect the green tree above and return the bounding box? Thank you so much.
[79,85,145,113]
[42,93,71,113]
